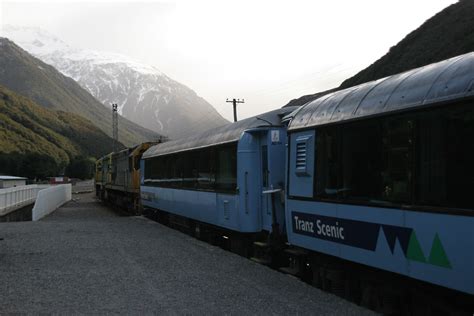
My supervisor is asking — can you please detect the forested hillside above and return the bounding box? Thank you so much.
[0,85,122,178]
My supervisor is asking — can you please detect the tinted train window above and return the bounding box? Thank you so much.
[144,143,237,193]
[166,154,179,184]
[315,129,341,197]
[416,103,474,209]
[314,101,474,211]
[216,144,237,191]
[381,117,413,203]
[316,120,384,202]
[182,151,198,189]
[197,148,216,190]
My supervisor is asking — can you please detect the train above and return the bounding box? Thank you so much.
[96,52,474,315]
[95,142,159,214]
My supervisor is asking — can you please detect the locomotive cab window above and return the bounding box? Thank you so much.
[128,157,133,172]
[133,155,141,171]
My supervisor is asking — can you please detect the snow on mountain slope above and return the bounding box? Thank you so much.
[2,25,229,139]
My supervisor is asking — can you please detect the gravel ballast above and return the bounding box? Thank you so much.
[0,192,375,314]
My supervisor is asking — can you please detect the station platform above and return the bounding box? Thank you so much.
[0,192,373,314]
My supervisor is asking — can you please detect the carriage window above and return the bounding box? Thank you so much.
[314,101,474,211]
[416,103,474,209]
[315,115,412,204]
[316,129,342,197]
[197,148,216,190]
[316,120,384,202]
[342,120,383,202]
[443,103,474,209]
[182,151,198,189]
[144,143,236,193]
[380,117,413,203]
[216,144,237,192]
[166,154,180,187]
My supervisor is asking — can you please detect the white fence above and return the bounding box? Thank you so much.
[0,185,49,217]
[32,184,72,221]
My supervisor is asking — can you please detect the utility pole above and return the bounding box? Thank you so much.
[226,98,244,122]
[112,103,118,152]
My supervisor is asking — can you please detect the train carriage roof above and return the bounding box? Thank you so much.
[288,52,474,131]
[143,106,299,159]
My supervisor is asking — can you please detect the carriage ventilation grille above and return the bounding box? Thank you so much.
[296,142,307,170]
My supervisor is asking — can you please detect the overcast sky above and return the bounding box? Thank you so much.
[0,0,458,121]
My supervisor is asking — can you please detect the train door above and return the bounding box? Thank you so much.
[261,142,272,230]
[237,133,261,232]
[260,129,286,233]
[216,143,239,230]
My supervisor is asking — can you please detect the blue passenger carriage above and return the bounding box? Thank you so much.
[141,107,297,244]
[285,53,474,311]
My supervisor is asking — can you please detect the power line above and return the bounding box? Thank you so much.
[226,98,245,122]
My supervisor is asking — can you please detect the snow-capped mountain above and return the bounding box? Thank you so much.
[2,25,229,139]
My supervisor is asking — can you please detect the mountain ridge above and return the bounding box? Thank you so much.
[0,36,161,146]
[2,25,229,139]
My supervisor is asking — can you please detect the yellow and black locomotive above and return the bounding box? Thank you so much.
[95,142,157,214]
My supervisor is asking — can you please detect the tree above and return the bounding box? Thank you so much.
[65,156,95,179]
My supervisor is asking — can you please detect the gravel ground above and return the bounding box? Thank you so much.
[0,193,375,315]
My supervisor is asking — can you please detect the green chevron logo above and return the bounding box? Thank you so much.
[428,233,451,268]
[406,231,451,268]
[407,231,426,263]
